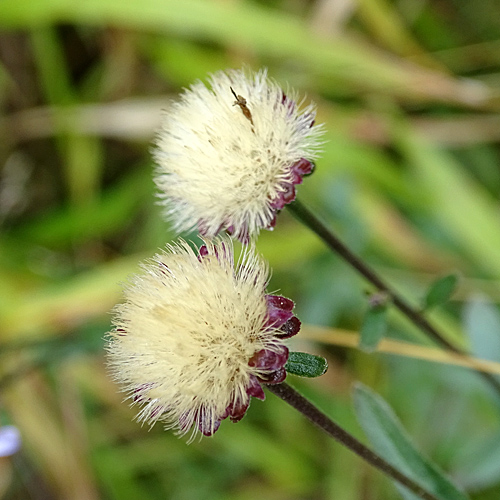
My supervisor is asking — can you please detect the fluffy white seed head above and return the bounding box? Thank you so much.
[154,68,323,241]
[107,237,283,440]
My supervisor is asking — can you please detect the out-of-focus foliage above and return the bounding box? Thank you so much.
[1,0,500,498]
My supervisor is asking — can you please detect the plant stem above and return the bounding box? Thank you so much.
[267,382,441,500]
[287,198,500,395]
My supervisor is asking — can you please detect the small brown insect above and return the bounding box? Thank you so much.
[230,87,254,127]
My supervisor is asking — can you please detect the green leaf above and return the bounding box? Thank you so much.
[451,432,500,491]
[359,304,388,353]
[353,383,469,500]
[285,352,328,378]
[422,274,459,311]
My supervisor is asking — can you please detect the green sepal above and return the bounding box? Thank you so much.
[285,351,328,378]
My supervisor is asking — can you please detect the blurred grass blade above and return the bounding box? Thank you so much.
[0,0,491,106]
[353,383,470,500]
[303,325,500,375]
[31,26,103,204]
[422,274,459,311]
[0,253,145,340]
[11,167,153,248]
[402,134,500,278]
[357,0,436,64]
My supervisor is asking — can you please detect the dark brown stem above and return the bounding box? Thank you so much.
[266,382,440,500]
[287,199,500,395]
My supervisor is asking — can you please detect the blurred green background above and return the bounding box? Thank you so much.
[2,0,500,498]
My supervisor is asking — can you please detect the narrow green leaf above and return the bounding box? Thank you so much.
[422,274,459,311]
[353,383,469,500]
[285,352,328,378]
[359,304,388,353]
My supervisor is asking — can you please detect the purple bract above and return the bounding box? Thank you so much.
[196,291,300,436]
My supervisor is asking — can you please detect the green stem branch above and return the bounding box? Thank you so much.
[287,198,500,395]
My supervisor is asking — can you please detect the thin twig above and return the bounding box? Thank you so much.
[287,198,500,395]
[266,382,441,500]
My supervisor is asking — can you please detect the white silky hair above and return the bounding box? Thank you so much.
[107,237,285,439]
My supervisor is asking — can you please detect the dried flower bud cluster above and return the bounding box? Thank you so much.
[107,238,300,440]
[154,68,323,242]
